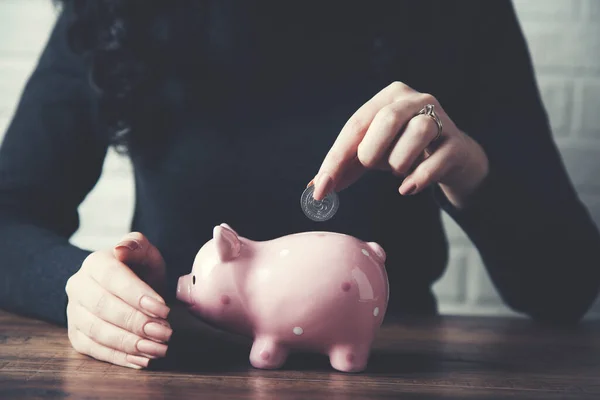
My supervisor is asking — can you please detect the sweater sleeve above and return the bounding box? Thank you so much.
[0,9,108,326]
[433,0,600,324]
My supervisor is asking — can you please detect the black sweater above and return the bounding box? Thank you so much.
[1,1,599,327]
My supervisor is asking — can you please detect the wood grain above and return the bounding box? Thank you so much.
[1,310,599,399]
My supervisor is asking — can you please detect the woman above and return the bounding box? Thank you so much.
[1,0,599,369]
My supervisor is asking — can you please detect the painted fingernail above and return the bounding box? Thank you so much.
[126,354,149,368]
[314,173,334,201]
[115,239,140,251]
[144,322,173,342]
[399,181,416,195]
[140,296,170,319]
[306,178,315,188]
[137,339,168,357]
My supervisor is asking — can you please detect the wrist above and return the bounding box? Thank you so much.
[439,137,489,209]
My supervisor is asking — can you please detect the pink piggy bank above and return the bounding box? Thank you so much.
[176,223,389,373]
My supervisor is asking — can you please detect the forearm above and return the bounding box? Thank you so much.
[0,216,91,326]
[433,0,600,324]
[435,160,600,324]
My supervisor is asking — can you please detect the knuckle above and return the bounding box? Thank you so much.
[86,316,99,339]
[93,292,108,316]
[345,115,367,134]
[86,343,100,360]
[420,92,437,105]
[71,340,85,354]
[84,250,103,265]
[118,332,129,353]
[121,283,141,304]
[65,302,75,320]
[95,264,117,289]
[389,158,411,175]
[107,347,119,364]
[377,106,401,128]
[356,146,377,169]
[69,330,85,354]
[67,326,77,346]
[389,81,407,93]
[418,165,434,183]
[81,251,108,273]
[65,275,75,296]
[121,332,140,354]
[123,307,140,333]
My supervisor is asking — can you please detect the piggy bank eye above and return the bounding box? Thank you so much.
[192,275,196,285]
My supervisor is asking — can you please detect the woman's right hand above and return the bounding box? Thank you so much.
[65,232,172,369]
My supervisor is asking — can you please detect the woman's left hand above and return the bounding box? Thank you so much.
[311,81,490,209]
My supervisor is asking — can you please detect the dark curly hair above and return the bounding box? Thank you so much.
[51,1,397,156]
[52,0,198,156]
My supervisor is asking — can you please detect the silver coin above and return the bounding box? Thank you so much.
[300,184,339,222]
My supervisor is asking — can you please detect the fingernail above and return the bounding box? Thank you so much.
[306,179,315,188]
[115,239,140,251]
[399,181,416,195]
[314,173,333,201]
[144,322,173,343]
[137,339,168,357]
[140,296,170,319]
[126,354,149,368]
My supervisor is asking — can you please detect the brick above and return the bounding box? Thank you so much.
[432,246,468,304]
[520,22,600,70]
[576,80,600,137]
[513,0,582,20]
[537,77,573,136]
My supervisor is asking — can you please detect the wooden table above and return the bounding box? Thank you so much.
[1,309,600,399]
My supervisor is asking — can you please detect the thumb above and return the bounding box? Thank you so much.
[114,232,166,294]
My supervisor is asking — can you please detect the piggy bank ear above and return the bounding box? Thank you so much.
[213,225,241,262]
[219,223,238,236]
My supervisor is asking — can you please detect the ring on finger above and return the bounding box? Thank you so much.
[416,104,443,143]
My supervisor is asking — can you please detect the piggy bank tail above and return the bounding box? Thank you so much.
[366,241,386,264]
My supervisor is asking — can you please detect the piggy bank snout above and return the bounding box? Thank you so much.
[176,274,193,305]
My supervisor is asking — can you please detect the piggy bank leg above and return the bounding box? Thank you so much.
[249,336,288,370]
[328,343,370,373]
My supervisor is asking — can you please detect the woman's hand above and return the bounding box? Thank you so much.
[65,232,172,369]
[312,81,489,209]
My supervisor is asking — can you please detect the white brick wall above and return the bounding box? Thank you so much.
[1,0,600,318]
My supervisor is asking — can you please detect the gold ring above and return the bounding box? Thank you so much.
[417,104,443,143]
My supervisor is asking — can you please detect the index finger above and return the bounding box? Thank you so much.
[86,253,170,319]
[313,82,407,200]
